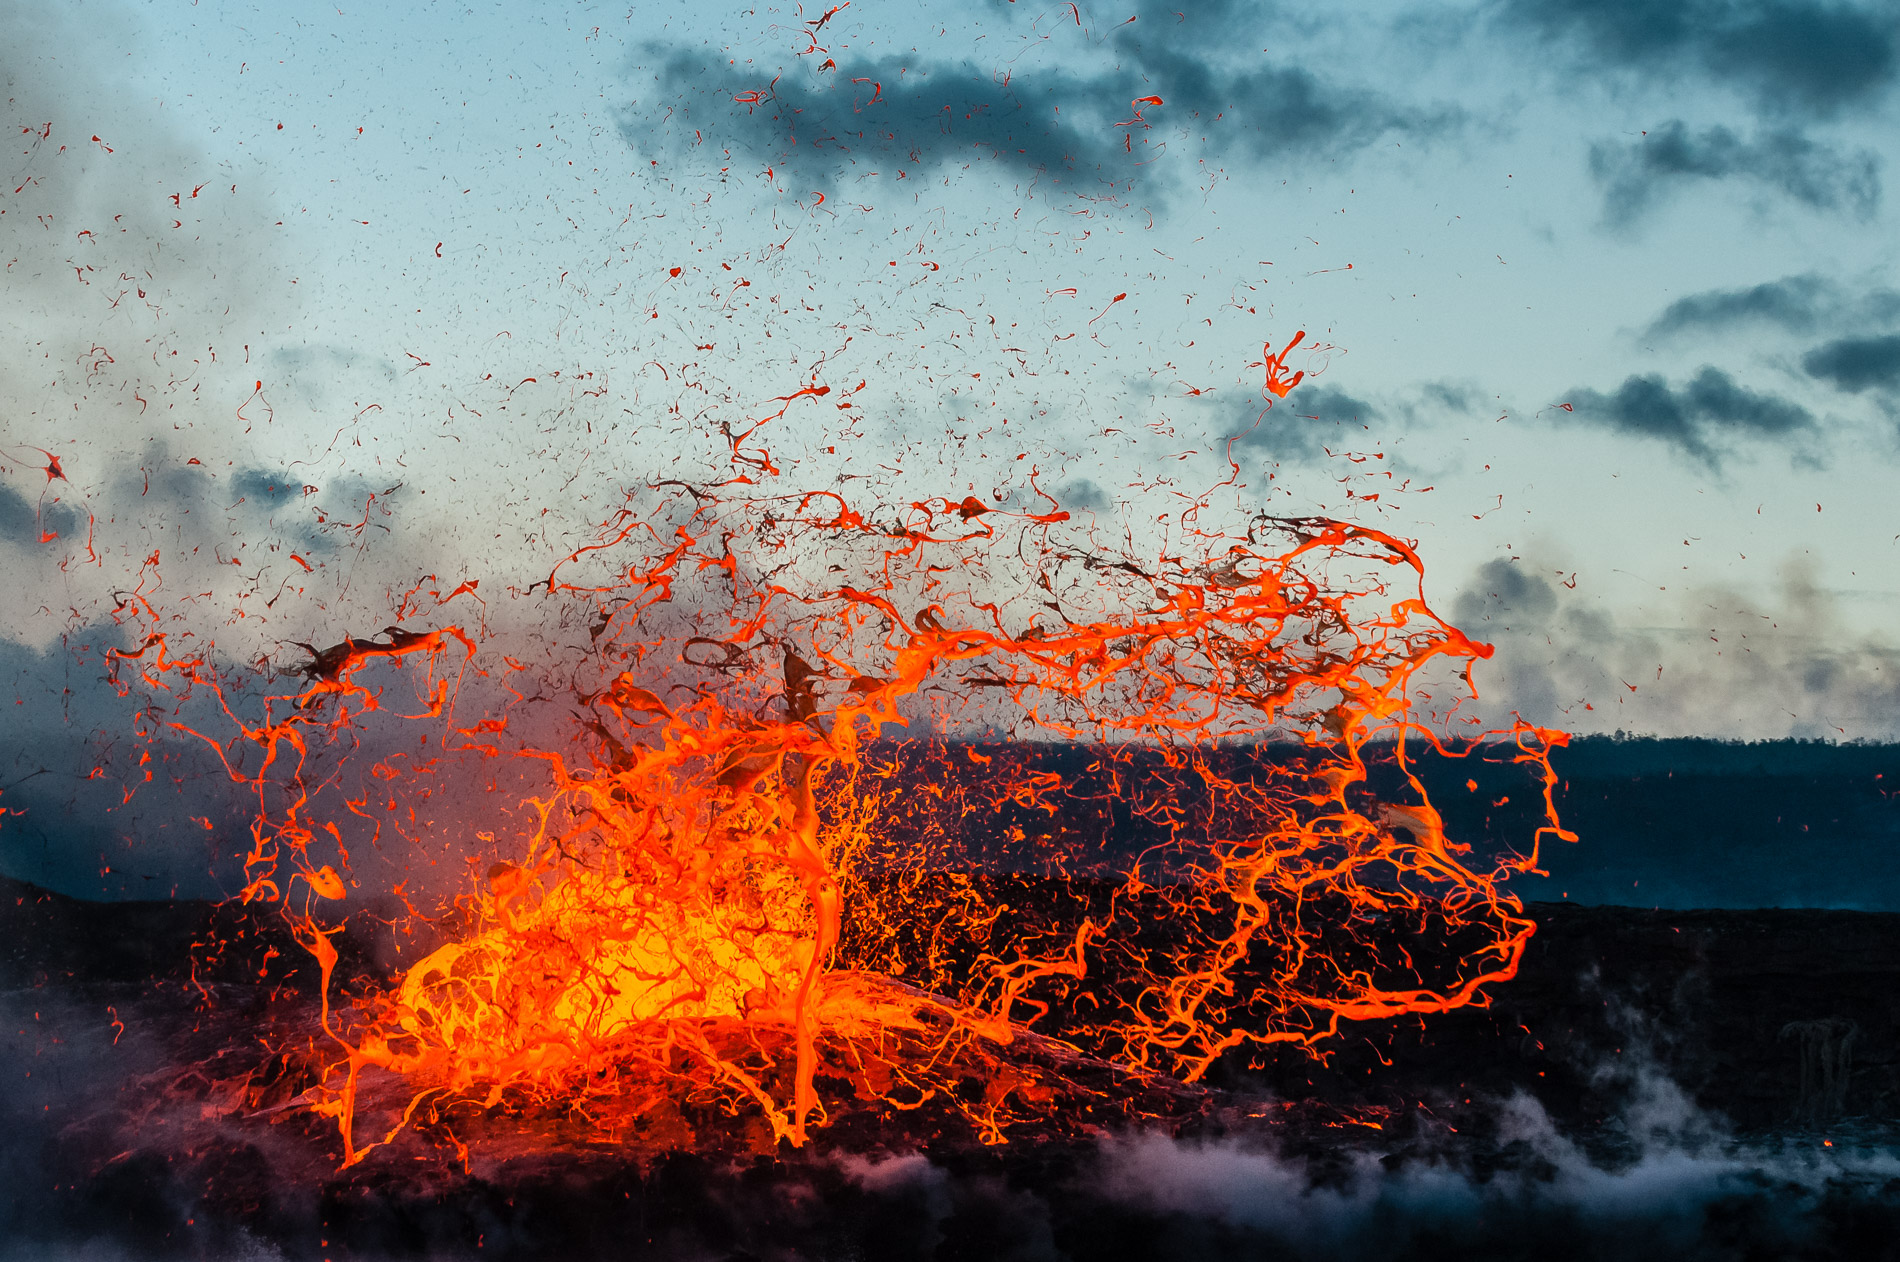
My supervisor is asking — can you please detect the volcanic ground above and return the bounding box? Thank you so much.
[7,863,1900,1261]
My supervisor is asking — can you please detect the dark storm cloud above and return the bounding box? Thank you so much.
[1589,123,1880,224]
[1499,0,1900,120]
[1802,334,1900,393]
[632,25,1449,198]
[1560,366,1813,461]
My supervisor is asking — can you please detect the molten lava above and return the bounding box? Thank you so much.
[107,433,1568,1167]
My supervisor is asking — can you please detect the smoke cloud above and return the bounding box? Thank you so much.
[1453,556,1900,739]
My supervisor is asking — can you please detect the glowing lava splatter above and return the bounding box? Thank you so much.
[105,413,1568,1166]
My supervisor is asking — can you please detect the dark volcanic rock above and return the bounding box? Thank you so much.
[9,875,1900,1132]
[1298,903,1900,1133]
[8,876,1900,1260]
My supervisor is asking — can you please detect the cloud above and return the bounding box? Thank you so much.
[628,18,1452,202]
[1388,379,1488,429]
[1450,557,1900,740]
[1560,366,1814,461]
[1,0,289,425]
[1106,33,1454,165]
[636,52,1119,192]
[1417,381,1480,412]
[0,481,79,544]
[1802,333,1900,393]
[1500,0,1899,120]
[1453,558,1560,630]
[267,343,400,409]
[1699,1,1900,117]
[1589,123,1880,224]
[1051,477,1111,512]
[1285,384,1380,421]
[1642,274,1900,349]
[0,433,543,905]
[0,0,308,651]
[1229,384,1379,460]
[1644,274,1835,338]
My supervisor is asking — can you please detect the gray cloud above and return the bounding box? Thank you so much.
[1589,123,1880,225]
[1500,0,1899,120]
[1418,381,1480,412]
[1389,380,1488,429]
[1561,367,1813,462]
[1642,274,1900,347]
[638,52,1117,192]
[0,482,79,544]
[1229,384,1379,461]
[1285,384,1379,422]
[267,344,400,410]
[1052,477,1111,513]
[1106,31,1454,164]
[1,0,293,618]
[1,0,286,374]
[229,467,308,508]
[1802,333,1900,393]
[1452,558,1900,740]
[1453,558,1560,631]
[629,19,1451,201]
[0,440,497,900]
[1644,274,1834,338]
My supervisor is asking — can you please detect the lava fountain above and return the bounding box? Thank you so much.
[104,411,1569,1166]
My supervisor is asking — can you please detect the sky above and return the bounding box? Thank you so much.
[3,0,1899,893]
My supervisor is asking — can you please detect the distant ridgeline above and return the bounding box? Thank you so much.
[3,735,1894,911]
[856,736,1900,913]
[1494,736,1900,911]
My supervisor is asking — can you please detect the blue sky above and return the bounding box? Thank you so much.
[4,0,1900,894]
